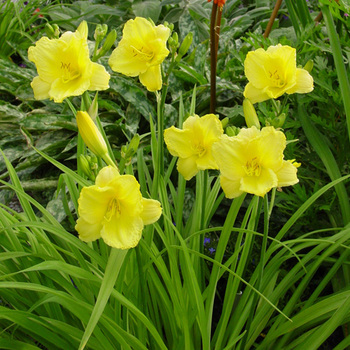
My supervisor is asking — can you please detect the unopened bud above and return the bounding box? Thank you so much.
[97,29,117,58]
[78,154,95,180]
[88,92,99,120]
[45,23,59,39]
[243,98,260,129]
[178,32,193,59]
[127,134,140,156]
[94,24,108,42]
[226,126,240,137]
[76,111,108,158]
[303,60,313,73]
[221,117,229,129]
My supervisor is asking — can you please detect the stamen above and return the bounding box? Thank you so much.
[244,157,261,176]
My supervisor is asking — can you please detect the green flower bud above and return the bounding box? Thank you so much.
[226,126,240,137]
[177,32,193,59]
[94,24,108,42]
[127,134,140,156]
[88,92,99,120]
[221,117,229,129]
[303,60,313,73]
[45,23,57,39]
[52,24,60,38]
[96,29,117,58]
[78,154,95,180]
[243,98,260,129]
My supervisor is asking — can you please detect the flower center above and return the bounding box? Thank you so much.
[268,69,285,87]
[244,157,261,177]
[104,198,121,222]
[61,62,80,83]
[131,45,154,62]
[193,143,206,157]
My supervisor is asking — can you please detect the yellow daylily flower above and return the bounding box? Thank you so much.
[164,114,224,180]
[212,126,299,198]
[75,166,162,249]
[243,44,313,104]
[108,17,170,92]
[28,21,110,103]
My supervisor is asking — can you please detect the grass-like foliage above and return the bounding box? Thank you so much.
[0,0,350,349]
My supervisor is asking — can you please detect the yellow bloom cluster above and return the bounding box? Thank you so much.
[164,115,299,198]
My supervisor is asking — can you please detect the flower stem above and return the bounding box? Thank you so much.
[210,2,218,113]
[263,0,283,39]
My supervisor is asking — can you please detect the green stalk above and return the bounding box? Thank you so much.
[205,193,246,345]
[321,3,350,144]
[78,248,128,350]
[210,2,218,113]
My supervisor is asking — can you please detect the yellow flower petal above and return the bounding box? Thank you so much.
[108,42,149,76]
[286,68,314,94]
[75,217,102,242]
[95,166,120,187]
[220,175,243,199]
[139,65,162,91]
[276,160,299,187]
[243,82,271,104]
[77,186,114,224]
[257,127,285,169]
[240,167,278,197]
[164,127,194,158]
[177,156,199,180]
[101,214,144,249]
[89,62,110,91]
[30,76,50,100]
[141,198,162,225]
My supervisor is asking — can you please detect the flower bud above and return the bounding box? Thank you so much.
[78,154,95,180]
[243,98,260,129]
[88,92,99,120]
[303,60,313,73]
[45,23,58,39]
[97,29,117,58]
[127,134,140,157]
[94,24,108,42]
[221,117,229,129]
[76,111,108,158]
[177,32,193,59]
[226,126,240,137]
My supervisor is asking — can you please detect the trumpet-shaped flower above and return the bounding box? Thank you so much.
[108,17,170,92]
[28,21,110,103]
[75,166,162,249]
[243,44,313,104]
[164,114,224,180]
[212,126,299,198]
